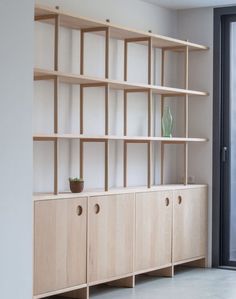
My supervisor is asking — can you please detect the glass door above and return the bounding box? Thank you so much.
[221,15,236,267]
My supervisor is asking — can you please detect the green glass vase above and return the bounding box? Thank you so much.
[162,106,173,137]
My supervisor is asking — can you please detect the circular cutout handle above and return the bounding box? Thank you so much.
[165,197,170,207]
[178,196,182,205]
[76,205,83,216]
[94,203,100,214]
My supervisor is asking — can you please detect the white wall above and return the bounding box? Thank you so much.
[177,7,214,265]
[0,1,34,298]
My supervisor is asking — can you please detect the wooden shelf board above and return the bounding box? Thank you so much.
[33,134,208,143]
[34,68,208,97]
[33,184,208,201]
[35,5,208,51]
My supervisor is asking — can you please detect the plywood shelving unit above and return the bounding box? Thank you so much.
[34,4,209,195]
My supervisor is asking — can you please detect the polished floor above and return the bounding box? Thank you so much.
[89,268,236,299]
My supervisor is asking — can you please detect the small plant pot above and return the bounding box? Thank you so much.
[69,180,84,193]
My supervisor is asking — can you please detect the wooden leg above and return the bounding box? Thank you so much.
[107,275,135,288]
[146,266,174,278]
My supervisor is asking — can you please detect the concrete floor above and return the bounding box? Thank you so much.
[90,268,236,299]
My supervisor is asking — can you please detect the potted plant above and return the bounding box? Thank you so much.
[69,177,84,193]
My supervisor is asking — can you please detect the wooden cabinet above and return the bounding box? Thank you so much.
[34,197,87,295]
[173,187,207,263]
[88,193,135,283]
[135,191,172,272]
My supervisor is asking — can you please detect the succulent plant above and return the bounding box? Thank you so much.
[69,177,84,182]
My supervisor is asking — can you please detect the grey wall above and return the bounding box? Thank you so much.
[0,1,34,298]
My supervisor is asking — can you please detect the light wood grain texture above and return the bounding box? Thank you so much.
[105,84,109,135]
[34,198,87,295]
[135,191,173,271]
[33,184,208,201]
[33,284,87,299]
[54,15,59,71]
[33,134,208,142]
[35,5,208,50]
[80,29,84,75]
[123,141,127,187]
[148,37,152,84]
[88,193,134,283]
[34,68,209,96]
[105,28,109,79]
[173,187,208,263]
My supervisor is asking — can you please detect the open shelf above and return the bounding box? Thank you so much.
[33,134,208,143]
[33,4,209,194]
[34,68,208,96]
[35,4,208,51]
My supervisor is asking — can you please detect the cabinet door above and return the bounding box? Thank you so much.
[173,187,207,263]
[88,193,134,283]
[34,198,87,295]
[135,191,172,272]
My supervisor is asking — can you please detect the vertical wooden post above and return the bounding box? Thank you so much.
[53,14,60,194]
[123,141,127,187]
[80,29,84,75]
[80,85,84,135]
[160,49,165,185]
[54,15,60,71]
[124,90,127,136]
[105,140,109,191]
[105,84,109,135]
[161,49,165,86]
[80,140,84,179]
[148,37,152,85]
[105,28,110,79]
[161,142,164,185]
[184,45,189,185]
[124,40,128,81]
[148,90,152,137]
[147,141,151,188]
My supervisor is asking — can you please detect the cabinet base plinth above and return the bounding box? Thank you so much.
[106,275,135,288]
[146,266,174,278]
[56,287,88,299]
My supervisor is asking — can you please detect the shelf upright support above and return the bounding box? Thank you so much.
[105,140,109,191]
[53,14,60,195]
[105,84,109,135]
[184,44,189,185]
[105,27,110,79]
[124,90,127,136]
[123,141,127,187]
[124,37,151,83]
[124,40,128,81]
[124,140,151,188]
[148,89,152,137]
[80,26,109,78]
[54,14,60,71]
[147,141,152,188]
[80,139,109,191]
[80,29,85,75]
[160,48,165,185]
[80,84,84,135]
[148,37,152,85]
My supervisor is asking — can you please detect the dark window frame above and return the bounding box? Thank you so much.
[213,6,236,268]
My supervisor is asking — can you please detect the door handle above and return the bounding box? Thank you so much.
[222,146,228,162]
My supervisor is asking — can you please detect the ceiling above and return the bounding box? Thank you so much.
[142,0,236,9]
